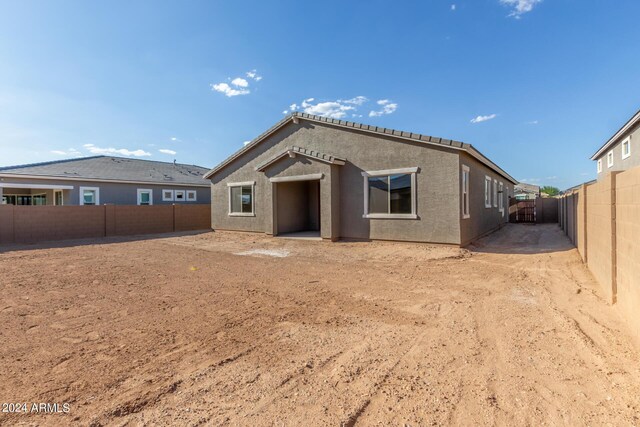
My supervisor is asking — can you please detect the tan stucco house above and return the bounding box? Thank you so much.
[204,113,517,245]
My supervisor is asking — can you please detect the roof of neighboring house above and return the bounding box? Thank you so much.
[591,108,640,160]
[514,182,540,194]
[204,112,518,184]
[0,156,210,186]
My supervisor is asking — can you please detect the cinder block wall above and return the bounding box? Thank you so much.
[585,174,616,303]
[614,167,640,339]
[575,188,587,262]
[0,204,211,245]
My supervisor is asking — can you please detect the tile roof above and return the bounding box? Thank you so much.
[0,156,210,186]
[255,146,346,171]
[204,112,517,184]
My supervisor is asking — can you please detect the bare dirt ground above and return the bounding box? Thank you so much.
[1,224,639,426]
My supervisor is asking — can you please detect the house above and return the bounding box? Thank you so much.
[204,113,517,245]
[514,182,540,200]
[0,156,211,206]
[592,108,640,177]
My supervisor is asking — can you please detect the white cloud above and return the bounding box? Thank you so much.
[211,82,250,97]
[83,143,151,157]
[284,96,397,120]
[231,77,249,88]
[340,96,368,106]
[451,4,456,10]
[243,140,251,146]
[246,69,262,81]
[499,0,542,18]
[170,136,180,142]
[211,70,262,97]
[51,148,82,157]
[519,178,541,183]
[159,149,177,155]
[526,120,539,125]
[305,101,356,119]
[470,114,497,124]
[369,100,398,117]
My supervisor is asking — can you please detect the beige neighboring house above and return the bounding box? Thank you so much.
[204,113,517,246]
[514,183,540,200]
[592,108,640,176]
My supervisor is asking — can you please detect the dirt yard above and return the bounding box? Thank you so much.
[1,224,639,426]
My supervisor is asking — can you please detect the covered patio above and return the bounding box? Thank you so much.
[0,183,74,205]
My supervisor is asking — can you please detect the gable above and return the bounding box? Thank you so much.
[205,113,517,184]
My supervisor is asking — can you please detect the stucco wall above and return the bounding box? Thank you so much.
[595,122,640,179]
[614,167,640,339]
[458,153,512,245]
[0,176,210,205]
[210,121,477,244]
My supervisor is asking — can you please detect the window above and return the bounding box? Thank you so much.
[32,194,47,205]
[137,189,153,205]
[362,168,417,219]
[174,190,185,201]
[461,165,470,219]
[607,150,614,168]
[80,187,99,206]
[622,136,631,160]
[498,182,504,214]
[493,179,498,208]
[228,181,255,216]
[162,189,174,202]
[484,176,492,208]
[186,190,197,202]
[54,190,63,206]
[597,159,602,173]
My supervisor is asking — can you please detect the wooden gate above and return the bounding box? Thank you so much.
[509,198,536,223]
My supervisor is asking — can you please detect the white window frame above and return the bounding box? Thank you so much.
[361,167,418,219]
[621,136,631,160]
[228,181,255,217]
[54,190,64,206]
[498,181,504,215]
[493,179,498,208]
[174,189,186,202]
[597,159,602,173]
[79,186,100,206]
[484,176,492,208]
[186,190,197,202]
[137,188,153,205]
[607,150,614,168]
[162,189,174,202]
[461,165,470,219]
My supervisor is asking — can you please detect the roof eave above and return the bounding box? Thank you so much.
[590,109,640,160]
[204,112,517,185]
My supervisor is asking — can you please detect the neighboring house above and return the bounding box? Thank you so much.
[204,113,517,246]
[514,183,540,200]
[0,156,211,206]
[592,108,640,177]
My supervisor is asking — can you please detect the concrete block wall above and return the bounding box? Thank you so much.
[614,167,640,339]
[0,204,211,245]
[560,167,640,340]
[585,174,616,303]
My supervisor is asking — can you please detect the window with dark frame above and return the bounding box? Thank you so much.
[367,173,412,215]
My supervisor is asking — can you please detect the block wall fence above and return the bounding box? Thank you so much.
[559,166,640,339]
[0,204,211,245]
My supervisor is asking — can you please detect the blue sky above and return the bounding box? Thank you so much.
[1,0,639,189]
